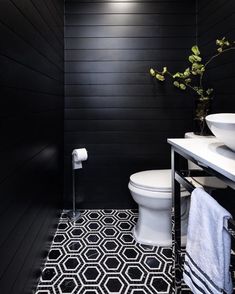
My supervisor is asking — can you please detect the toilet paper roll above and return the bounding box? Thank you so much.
[72,148,88,169]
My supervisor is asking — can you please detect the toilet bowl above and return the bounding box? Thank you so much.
[128,169,190,247]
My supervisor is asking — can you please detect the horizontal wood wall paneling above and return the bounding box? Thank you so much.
[12,207,54,294]
[30,0,64,42]
[198,0,235,120]
[65,108,192,120]
[65,72,159,84]
[0,124,61,182]
[66,14,195,26]
[0,201,33,249]
[0,202,43,276]
[198,17,235,40]
[65,60,187,73]
[52,0,64,14]
[64,141,188,157]
[64,0,195,208]
[199,33,235,57]
[65,49,194,61]
[22,209,60,294]
[211,94,235,110]
[198,0,234,21]
[64,130,186,144]
[0,23,62,81]
[65,25,195,38]
[63,154,171,209]
[64,119,192,133]
[200,50,233,69]
[0,87,63,118]
[209,78,235,94]
[205,63,235,81]
[0,56,62,94]
[65,37,193,50]
[0,1,63,70]
[67,0,188,2]
[65,2,194,14]
[0,151,62,293]
[0,145,61,216]
[0,147,59,233]
[1,111,62,149]
[0,1,64,293]
[64,155,172,178]
[64,159,171,179]
[198,2,234,33]
[0,204,54,294]
[64,95,192,108]
[64,82,190,95]
[42,0,64,27]
[48,0,64,18]
[0,155,60,293]
[11,0,64,52]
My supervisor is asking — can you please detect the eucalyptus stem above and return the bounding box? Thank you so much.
[204,46,235,68]
[200,46,235,88]
[165,70,199,95]
[149,37,234,134]
[149,37,234,109]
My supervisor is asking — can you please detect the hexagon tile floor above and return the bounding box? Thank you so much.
[35,209,189,294]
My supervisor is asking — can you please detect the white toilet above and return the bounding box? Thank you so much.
[128,169,190,247]
[128,132,227,247]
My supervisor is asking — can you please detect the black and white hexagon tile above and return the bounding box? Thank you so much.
[35,210,190,294]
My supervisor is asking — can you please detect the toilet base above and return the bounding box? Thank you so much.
[133,205,188,247]
[133,226,188,247]
[133,226,172,247]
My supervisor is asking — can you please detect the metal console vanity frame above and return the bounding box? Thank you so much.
[168,138,235,294]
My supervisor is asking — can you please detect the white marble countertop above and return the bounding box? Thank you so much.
[168,137,235,183]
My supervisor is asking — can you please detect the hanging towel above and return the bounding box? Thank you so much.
[183,187,233,294]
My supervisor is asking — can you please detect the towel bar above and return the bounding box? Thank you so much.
[228,219,235,239]
[175,171,235,240]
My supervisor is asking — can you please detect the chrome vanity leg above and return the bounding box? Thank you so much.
[171,148,182,293]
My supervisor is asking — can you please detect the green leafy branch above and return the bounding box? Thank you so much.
[149,37,235,120]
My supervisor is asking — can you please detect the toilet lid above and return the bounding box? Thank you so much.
[130,169,186,192]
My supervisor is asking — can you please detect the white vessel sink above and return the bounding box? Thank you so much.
[206,113,235,152]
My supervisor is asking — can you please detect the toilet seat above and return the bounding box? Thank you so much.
[130,169,188,195]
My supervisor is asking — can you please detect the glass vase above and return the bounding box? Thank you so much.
[193,98,212,136]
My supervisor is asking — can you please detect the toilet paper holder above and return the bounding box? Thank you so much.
[67,148,88,222]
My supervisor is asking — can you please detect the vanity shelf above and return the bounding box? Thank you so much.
[168,137,235,294]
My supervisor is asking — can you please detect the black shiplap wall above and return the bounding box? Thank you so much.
[0,1,64,293]
[64,0,196,209]
[198,0,235,113]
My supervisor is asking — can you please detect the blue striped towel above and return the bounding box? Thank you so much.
[183,187,233,294]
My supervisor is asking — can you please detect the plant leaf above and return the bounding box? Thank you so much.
[162,67,167,74]
[173,81,180,88]
[206,88,213,95]
[179,83,186,90]
[191,45,200,55]
[183,68,191,77]
[189,55,195,63]
[193,55,202,62]
[173,72,181,78]
[149,68,155,76]
[156,74,165,81]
